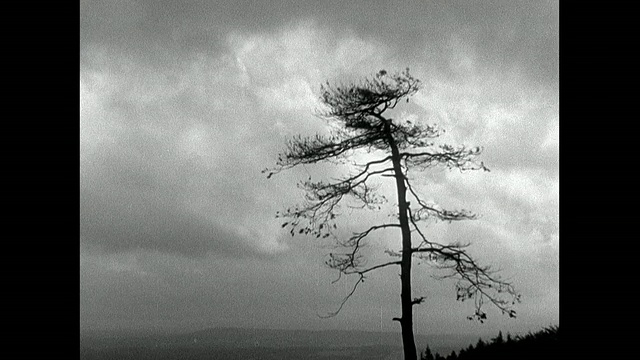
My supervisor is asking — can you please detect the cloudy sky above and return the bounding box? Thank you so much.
[80,0,558,336]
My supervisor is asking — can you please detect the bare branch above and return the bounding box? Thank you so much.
[411,296,426,306]
[410,238,520,321]
[405,177,477,223]
[277,165,396,240]
[406,204,519,320]
[263,130,387,178]
[326,223,401,275]
[319,260,401,318]
[401,144,490,172]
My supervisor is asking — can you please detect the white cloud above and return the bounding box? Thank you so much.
[541,118,559,150]
[255,76,320,112]
[175,124,217,162]
[80,71,110,140]
[226,21,398,123]
[447,34,477,76]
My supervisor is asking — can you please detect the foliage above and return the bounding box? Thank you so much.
[420,326,560,360]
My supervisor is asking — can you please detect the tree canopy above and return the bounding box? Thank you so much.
[265,69,520,360]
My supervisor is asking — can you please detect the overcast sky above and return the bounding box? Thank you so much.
[80,0,558,336]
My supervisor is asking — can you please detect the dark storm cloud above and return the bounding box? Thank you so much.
[79,134,264,258]
[315,0,558,88]
[81,0,557,87]
[80,187,254,257]
[79,74,289,258]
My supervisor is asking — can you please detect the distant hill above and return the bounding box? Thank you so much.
[80,327,481,360]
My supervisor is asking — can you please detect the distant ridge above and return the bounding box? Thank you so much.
[81,326,481,357]
[184,327,482,350]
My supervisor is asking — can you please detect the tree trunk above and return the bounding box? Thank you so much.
[385,120,417,360]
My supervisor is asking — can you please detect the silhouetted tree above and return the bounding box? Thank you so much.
[493,330,504,345]
[265,69,520,360]
[422,346,435,360]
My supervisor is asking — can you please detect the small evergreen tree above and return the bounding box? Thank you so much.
[422,346,435,360]
[424,326,559,360]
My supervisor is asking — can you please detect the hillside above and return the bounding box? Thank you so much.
[420,325,560,360]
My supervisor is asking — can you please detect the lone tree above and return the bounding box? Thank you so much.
[264,69,520,360]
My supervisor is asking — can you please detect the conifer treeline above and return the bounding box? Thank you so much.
[421,325,559,360]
